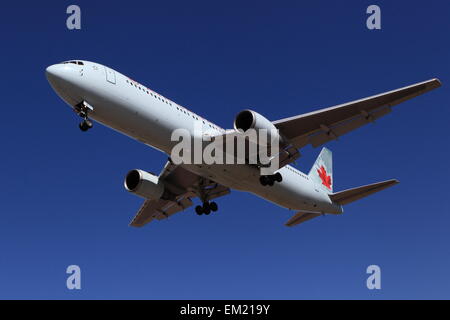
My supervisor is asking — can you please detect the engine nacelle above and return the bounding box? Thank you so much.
[124,169,164,200]
[233,109,283,145]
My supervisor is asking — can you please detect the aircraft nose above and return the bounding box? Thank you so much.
[46,63,84,106]
[46,63,82,93]
[45,64,58,76]
[46,64,65,83]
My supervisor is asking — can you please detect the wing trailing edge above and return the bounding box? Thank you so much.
[273,79,442,150]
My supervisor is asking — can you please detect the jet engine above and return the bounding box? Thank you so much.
[233,109,284,145]
[124,169,165,200]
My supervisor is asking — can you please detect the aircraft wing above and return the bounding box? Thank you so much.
[273,79,441,149]
[129,161,230,227]
[129,197,193,227]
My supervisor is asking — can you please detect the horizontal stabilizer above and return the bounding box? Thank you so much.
[285,211,321,227]
[329,179,399,205]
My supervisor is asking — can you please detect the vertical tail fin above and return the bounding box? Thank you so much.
[308,148,333,193]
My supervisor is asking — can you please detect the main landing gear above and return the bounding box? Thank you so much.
[195,201,218,216]
[259,172,282,186]
[75,101,94,132]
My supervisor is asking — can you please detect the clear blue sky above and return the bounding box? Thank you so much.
[1,0,449,299]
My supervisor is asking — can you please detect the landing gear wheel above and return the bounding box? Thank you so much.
[75,101,94,132]
[209,202,218,212]
[195,205,203,215]
[79,123,87,132]
[79,120,93,132]
[202,202,211,215]
[260,174,281,186]
[260,176,269,186]
[275,172,282,183]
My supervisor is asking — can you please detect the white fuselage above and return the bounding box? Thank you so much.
[46,60,342,214]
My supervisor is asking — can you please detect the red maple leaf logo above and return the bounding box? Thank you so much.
[317,165,332,189]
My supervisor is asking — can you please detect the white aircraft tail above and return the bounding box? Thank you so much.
[308,148,333,193]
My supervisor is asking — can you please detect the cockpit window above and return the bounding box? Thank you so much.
[61,60,84,65]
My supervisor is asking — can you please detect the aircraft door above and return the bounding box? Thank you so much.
[105,66,116,84]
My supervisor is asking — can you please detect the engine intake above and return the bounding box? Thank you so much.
[124,169,164,200]
[233,109,283,145]
[234,110,256,132]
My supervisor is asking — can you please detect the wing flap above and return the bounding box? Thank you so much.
[129,196,194,227]
[161,197,193,217]
[309,106,391,147]
[129,199,168,227]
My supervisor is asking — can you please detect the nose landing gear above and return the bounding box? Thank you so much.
[79,119,93,132]
[75,101,94,132]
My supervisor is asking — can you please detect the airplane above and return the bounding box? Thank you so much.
[45,60,441,227]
